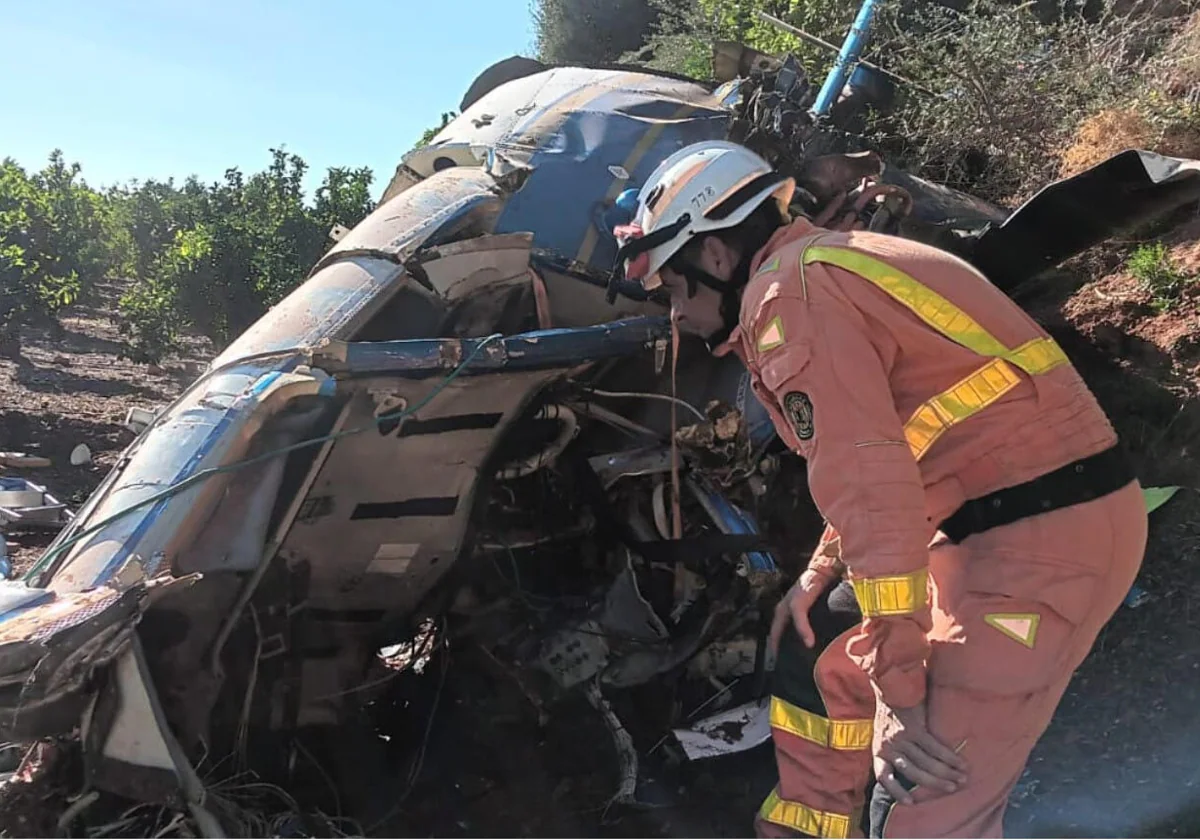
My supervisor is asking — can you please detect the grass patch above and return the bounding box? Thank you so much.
[1127,241,1196,310]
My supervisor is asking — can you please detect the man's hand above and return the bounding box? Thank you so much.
[768,569,833,652]
[873,700,968,804]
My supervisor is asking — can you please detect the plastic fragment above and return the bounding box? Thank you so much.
[1123,584,1152,609]
[1143,485,1181,514]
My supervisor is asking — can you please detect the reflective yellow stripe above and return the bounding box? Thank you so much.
[770,696,872,750]
[850,567,928,617]
[801,243,1069,463]
[903,357,1022,460]
[802,244,1069,377]
[759,788,853,838]
[1008,336,1069,374]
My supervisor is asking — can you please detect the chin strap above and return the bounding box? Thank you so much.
[677,256,754,351]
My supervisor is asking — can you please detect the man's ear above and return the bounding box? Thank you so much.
[701,234,738,276]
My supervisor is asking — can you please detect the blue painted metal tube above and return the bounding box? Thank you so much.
[690,483,778,574]
[811,0,883,118]
[325,316,672,376]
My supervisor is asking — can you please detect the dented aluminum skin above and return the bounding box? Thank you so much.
[4,52,1200,823]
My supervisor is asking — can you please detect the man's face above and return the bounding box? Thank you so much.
[657,235,738,341]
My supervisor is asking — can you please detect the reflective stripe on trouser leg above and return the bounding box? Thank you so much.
[762,623,875,837]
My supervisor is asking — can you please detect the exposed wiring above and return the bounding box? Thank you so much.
[564,400,661,440]
[364,631,450,834]
[494,403,578,480]
[24,334,505,584]
[583,387,707,423]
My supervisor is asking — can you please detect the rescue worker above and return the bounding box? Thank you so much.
[610,141,1147,838]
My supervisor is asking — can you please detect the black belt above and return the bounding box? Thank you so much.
[937,444,1137,544]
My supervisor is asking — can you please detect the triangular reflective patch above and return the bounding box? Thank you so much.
[756,315,785,352]
[984,613,1040,648]
[756,255,781,276]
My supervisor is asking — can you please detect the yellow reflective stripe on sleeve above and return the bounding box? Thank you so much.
[801,245,1069,377]
[759,788,853,838]
[903,357,1022,460]
[769,696,872,750]
[850,567,929,617]
[1008,336,1070,374]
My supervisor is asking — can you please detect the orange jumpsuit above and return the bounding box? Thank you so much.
[714,218,1147,837]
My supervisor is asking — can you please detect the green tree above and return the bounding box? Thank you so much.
[415,112,457,149]
[625,0,856,78]
[314,166,376,233]
[117,148,379,363]
[0,151,112,351]
[532,0,661,64]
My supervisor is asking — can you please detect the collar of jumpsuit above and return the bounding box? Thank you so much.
[709,215,819,360]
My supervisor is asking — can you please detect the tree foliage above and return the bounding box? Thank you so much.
[415,112,458,149]
[627,0,855,77]
[532,0,661,64]
[117,148,376,362]
[614,0,1184,202]
[0,151,113,347]
[859,0,1158,201]
[0,147,376,362]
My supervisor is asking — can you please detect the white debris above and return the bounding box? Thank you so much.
[124,406,162,435]
[70,444,92,466]
[673,699,773,760]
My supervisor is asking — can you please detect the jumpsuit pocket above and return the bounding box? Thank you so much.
[757,340,813,391]
[752,342,815,454]
[928,548,1101,700]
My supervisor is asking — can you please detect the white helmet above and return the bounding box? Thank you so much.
[612,141,795,292]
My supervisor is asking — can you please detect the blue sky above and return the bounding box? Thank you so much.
[2,0,536,198]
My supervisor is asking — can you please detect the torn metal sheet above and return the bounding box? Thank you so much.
[673,699,773,761]
[0,478,73,531]
[689,637,775,680]
[970,150,1200,290]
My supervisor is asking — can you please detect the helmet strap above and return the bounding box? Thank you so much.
[676,254,755,351]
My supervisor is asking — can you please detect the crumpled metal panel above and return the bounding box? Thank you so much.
[969,149,1200,290]
[212,167,503,369]
[393,67,734,278]
[276,370,563,615]
[34,367,331,594]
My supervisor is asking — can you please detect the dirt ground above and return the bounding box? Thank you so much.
[3,225,1200,837]
[0,282,211,576]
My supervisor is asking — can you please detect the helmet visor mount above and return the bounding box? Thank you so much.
[607,169,792,304]
[607,213,692,303]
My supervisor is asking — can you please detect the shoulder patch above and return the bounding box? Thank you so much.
[756,315,786,353]
[783,391,814,440]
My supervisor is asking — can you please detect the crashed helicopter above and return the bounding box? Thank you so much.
[2,44,1200,834]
